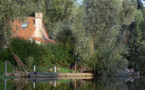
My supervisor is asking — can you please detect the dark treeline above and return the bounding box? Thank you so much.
[0,0,145,76]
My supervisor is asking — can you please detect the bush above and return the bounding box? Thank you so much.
[26,56,34,68]
[1,38,76,69]
[48,66,74,73]
[0,48,14,64]
[41,43,75,67]
[57,67,74,73]
[36,66,49,72]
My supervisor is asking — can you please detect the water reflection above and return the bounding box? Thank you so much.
[2,76,145,90]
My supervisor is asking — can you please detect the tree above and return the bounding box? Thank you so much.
[70,6,93,64]
[81,0,137,75]
[37,0,75,38]
[127,8,145,71]
[0,0,38,49]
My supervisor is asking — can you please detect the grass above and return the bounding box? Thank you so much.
[36,66,75,73]
[0,73,14,79]
[56,67,75,73]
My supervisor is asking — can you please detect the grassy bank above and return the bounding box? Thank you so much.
[0,38,77,72]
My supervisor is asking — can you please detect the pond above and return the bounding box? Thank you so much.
[1,76,145,90]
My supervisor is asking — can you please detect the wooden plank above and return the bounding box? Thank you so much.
[57,77,93,80]
[58,73,94,77]
[9,72,94,78]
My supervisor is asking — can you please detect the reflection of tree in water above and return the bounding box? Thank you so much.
[77,78,129,90]
[127,77,145,90]
[16,79,27,90]
[12,78,28,90]
[78,77,145,90]
[35,80,75,90]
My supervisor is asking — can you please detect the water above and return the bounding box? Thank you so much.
[1,76,145,90]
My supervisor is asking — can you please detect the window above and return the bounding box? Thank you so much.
[21,22,29,28]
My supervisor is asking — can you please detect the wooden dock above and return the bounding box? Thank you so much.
[58,73,93,77]
[6,72,94,78]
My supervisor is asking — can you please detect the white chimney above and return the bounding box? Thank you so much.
[32,12,43,38]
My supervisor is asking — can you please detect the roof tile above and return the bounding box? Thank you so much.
[11,17,55,44]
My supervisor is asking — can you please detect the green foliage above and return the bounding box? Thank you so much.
[42,0,75,22]
[38,0,75,38]
[57,79,74,84]
[70,7,92,60]
[76,0,137,75]
[3,38,75,69]
[36,66,49,72]
[52,21,76,64]
[53,21,75,45]
[1,0,145,76]
[9,38,40,65]
[36,66,74,73]
[26,56,34,68]
[51,0,137,75]
[41,43,75,67]
[56,67,74,73]
[0,0,38,48]
[127,8,145,71]
[0,61,13,77]
[0,48,14,63]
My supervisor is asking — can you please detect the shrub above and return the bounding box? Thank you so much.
[57,67,74,73]
[4,38,76,69]
[26,56,34,68]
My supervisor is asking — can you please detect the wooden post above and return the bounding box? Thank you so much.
[4,80,7,90]
[5,61,7,75]
[54,80,56,87]
[75,60,77,72]
[75,80,76,90]
[33,82,35,89]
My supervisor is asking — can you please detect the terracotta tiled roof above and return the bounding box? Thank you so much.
[11,17,55,44]
[11,17,36,39]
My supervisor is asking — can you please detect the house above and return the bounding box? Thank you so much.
[11,12,55,44]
